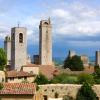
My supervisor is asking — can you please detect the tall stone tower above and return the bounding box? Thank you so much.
[68,50,76,58]
[96,51,100,66]
[11,27,27,70]
[39,18,52,65]
[4,36,11,65]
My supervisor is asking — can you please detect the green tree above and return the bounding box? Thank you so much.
[76,82,97,100]
[63,55,84,71]
[93,68,100,84]
[0,48,7,71]
[34,74,49,85]
[78,73,94,85]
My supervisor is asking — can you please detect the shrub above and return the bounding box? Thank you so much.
[76,82,97,100]
[78,73,94,85]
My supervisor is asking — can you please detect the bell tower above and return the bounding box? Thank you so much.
[11,27,27,70]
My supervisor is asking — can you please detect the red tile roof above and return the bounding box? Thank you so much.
[39,65,59,79]
[0,83,36,95]
[7,70,34,78]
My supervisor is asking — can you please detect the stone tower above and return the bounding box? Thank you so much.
[4,36,11,65]
[39,18,52,65]
[11,27,27,70]
[96,51,100,66]
[68,50,76,58]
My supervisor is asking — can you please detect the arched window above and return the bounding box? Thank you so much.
[19,33,23,43]
[44,22,48,25]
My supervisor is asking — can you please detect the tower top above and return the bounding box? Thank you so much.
[40,18,52,26]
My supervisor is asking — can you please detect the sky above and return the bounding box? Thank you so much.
[0,0,100,58]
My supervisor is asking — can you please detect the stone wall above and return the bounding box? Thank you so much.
[39,84,100,100]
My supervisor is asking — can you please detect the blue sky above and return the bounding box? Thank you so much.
[0,0,100,58]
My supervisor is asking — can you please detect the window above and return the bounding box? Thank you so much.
[10,77,14,81]
[44,95,48,100]
[24,76,27,80]
[19,33,23,43]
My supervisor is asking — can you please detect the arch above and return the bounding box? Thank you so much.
[43,22,48,25]
[19,33,23,43]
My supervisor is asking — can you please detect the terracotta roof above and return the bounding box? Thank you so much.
[7,70,34,78]
[39,65,59,79]
[0,83,36,95]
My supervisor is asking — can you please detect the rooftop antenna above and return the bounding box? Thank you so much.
[48,17,51,24]
[17,21,20,28]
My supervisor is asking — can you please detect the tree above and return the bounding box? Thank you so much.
[76,82,97,100]
[93,68,100,84]
[78,73,94,85]
[0,48,7,71]
[63,55,84,71]
[34,74,49,85]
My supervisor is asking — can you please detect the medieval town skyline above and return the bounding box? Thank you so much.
[0,0,100,58]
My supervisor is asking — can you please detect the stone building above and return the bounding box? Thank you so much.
[96,51,100,66]
[6,70,35,83]
[80,55,89,67]
[11,27,27,71]
[39,18,52,65]
[68,50,76,58]
[4,36,11,65]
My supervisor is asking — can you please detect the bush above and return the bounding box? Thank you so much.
[78,73,94,85]
[76,82,97,100]
[63,55,84,71]
[50,73,78,84]
[34,74,49,85]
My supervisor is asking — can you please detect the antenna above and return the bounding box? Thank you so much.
[17,21,20,27]
[48,17,51,24]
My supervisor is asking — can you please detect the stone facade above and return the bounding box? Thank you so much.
[11,27,27,71]
[39,18,52,65]
[80,55,89,67]
[96,51,100,66]
[4,36,11,65]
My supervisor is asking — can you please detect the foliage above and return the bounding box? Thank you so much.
[0,83,3,90]
[94,68,100,78]
[94,65,100,71]
[76,82,97,100]
[34,74,49,85]
[0,48,7,71]
[63,95,74,100]
[50,73,78,84]
[78,73,94,85]
[93,68,100,84]
[36,84,40,91]
[63,55,84,71]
